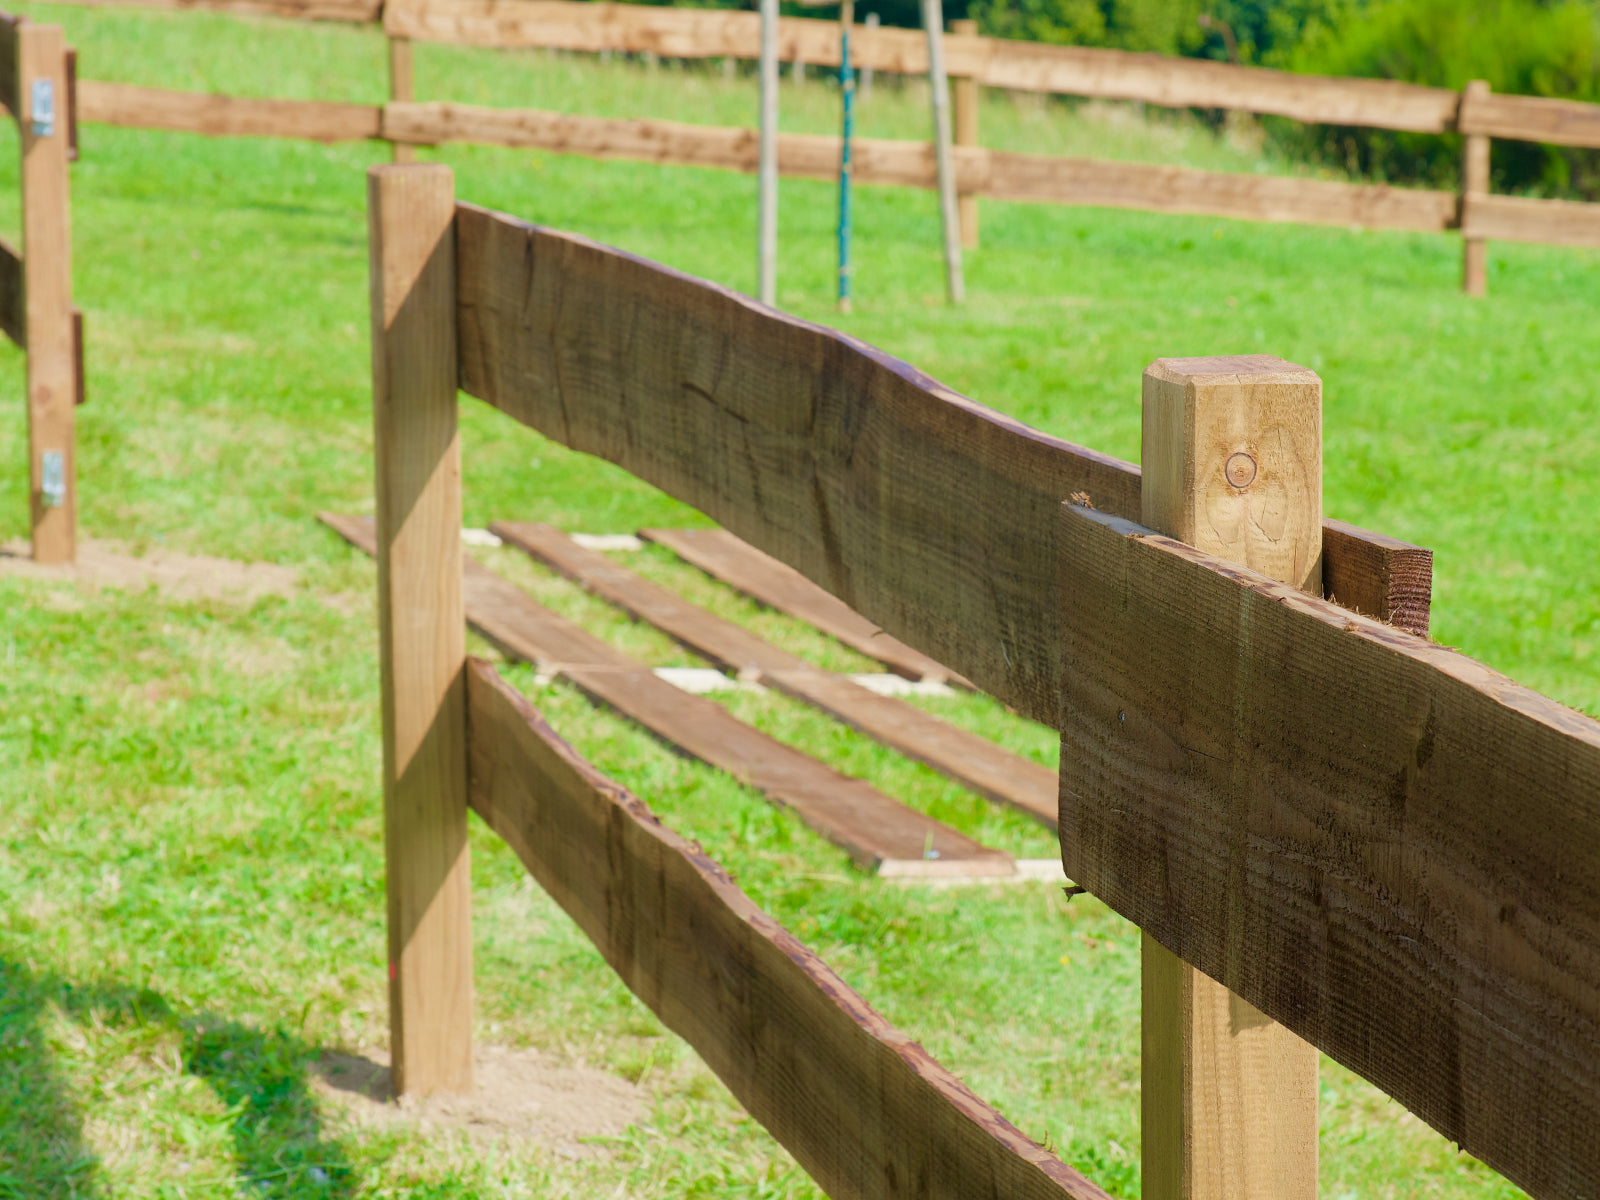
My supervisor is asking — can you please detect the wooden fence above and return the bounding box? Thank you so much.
[49,0,1600,295]
[0,11,81,563]
[363,161,1600,1200]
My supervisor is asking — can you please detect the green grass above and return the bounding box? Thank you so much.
[3,3,1596,1196]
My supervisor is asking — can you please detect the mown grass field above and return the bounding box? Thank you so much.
[2,4,1596,1196]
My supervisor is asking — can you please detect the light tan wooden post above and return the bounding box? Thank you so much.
[369,163,473,1097]
[950,18,979,250]
[1139,355,1321,1200]
[1460,80,1489,297]
[388,35,416,164]
[20,22,75,564]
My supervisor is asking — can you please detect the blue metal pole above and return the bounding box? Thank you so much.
[837,0,855,312]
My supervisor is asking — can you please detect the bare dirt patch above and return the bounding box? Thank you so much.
[315,1044,645,1157]
[0,538,298,604]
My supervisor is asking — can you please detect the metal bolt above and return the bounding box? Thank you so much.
[1225,452,1257,489]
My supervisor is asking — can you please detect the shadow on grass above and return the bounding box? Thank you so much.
[0,959,358,1198]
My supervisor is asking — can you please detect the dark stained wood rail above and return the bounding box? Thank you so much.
[466,659,1111,1200]
[1057,504,1600,1200]
[454,203,1431,729]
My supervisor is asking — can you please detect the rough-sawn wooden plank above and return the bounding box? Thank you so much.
[1056,502,1600,1200]
[494,520,1057,827]
[321,513,1011,876]
[465,659,1110,1200]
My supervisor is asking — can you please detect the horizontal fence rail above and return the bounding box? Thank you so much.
[445,192,1600,1199]
[465,659,1111,1200]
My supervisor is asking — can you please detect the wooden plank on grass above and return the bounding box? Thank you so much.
[1461,191,1600,249]
[321,513,1012,876]
[493,521,1057,827]
[77,81,381,141]
[454,203,1431,722]
[638,527,960,683]
[465,659,1111,1200]
[0,237,23,349]
[1056,502,1600,1200]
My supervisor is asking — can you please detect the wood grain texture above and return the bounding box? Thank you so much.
[454,201,1139,727]
[46,0,382,22]
[385,0,1459,132]
[1137,355,1319,1200]
[454,204,1429,726]
[0,236,23,348]
[322,513,1011,876]
[21,22,76,564]
[78,80,381,141]
[464,659,1111,1200]
[1461,191,1600,249]
[492,521,1057,827]
[1459,86,1600,150]
[1141,355,1321,595]
[639,527,964,684]
[368,164,473,1098]
[1056,502,1600,1200]
[1321,518,1431,636]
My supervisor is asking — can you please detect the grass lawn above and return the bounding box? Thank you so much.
[2,4,1595,1196]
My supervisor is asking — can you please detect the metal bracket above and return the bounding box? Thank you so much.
[31,79,55,138]
[41,451,65,507]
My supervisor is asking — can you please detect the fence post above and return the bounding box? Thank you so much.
[389,35,415,164]
[922,0,964,303]
[1460,80,1489,298]
[369,162,473,1098]
[1138,355,1322,1200]
[20,22,75,565]
[949,17,978,251]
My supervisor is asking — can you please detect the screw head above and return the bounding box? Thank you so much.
[1225,452,1257,489]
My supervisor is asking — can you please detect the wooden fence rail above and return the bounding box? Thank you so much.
[41,0,1600,286]
[361,161,1600,1200]
[0,11,81,564]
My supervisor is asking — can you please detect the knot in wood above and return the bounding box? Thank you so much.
[1224,452,1258,490]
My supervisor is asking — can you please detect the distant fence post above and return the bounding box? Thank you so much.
[949,17,978,251]
[389,34,415,163]
[1137,355,1322,1200]
[18,21,76,565]
[1461,80,1490,297]
[369,162,474,1098]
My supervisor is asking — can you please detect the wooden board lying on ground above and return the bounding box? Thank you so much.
[386,0,1460,134]
[386,103,1460,237]
[322,513,1011,876]
[1055,502,1600,1200]
[465,660,1109,1200]
[494,521,1057,827]
[455,205,1432,725]
[0,237,22,349]
[638,527,959,683]
[77,80,381,141]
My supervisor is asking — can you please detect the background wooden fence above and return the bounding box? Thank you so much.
[0,10,81,563]
[48,0,1600,295]
[364,161,1600,1200]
